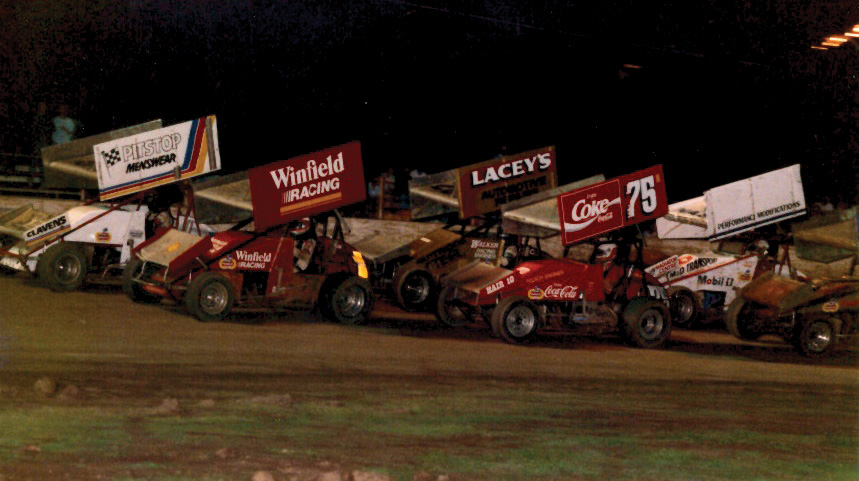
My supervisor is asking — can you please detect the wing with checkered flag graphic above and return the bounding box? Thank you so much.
[101,148,121,167]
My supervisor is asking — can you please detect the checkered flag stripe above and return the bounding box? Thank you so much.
[101,148,121,167]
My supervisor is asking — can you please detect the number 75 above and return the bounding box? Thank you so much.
[625,175,657,219]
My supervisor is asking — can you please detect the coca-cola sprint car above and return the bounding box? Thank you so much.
[440,231,671,346]
[440,166,674,347]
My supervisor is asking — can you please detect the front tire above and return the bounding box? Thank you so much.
[793,317,839,358]
[724,297,764,341]
[37,243,87,292]
[491,297,540,345]
[321,275,374,325]
[668,287,699,328]
[435,285,470,327]
[394,267,435,311]
[185,272,235,322]
[622,298,671,348]
[122,257,161,304]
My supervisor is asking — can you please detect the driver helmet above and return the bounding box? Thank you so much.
[287,217,314,239]
[594,243,618,263]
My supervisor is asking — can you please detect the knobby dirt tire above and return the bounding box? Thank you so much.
[622,298,671,348]
[435,284,471,328]
[185,272,235,322]
[122,257,161,304]
[491,296,540,345]
[393,267,435,312]
[37,242,87,292]
[724,297,764,341]
[793,317,839,358]
[668,286,699,328]
[321,275,374,325]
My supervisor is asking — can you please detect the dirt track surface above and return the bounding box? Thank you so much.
[1,272,857,480]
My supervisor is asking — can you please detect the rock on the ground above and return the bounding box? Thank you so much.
[33,377,57,396]
[215,447,234,459]
[57,384,79,401]
[252,471,276,481]
[151,398,180,414]
[351,471,391,481]
[313,471,343,481]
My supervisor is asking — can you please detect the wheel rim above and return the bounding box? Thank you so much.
[674,295,695,324]
[443,292,468,325]
[637,308,666,341]
[805,321,833,353]
[737,303,763,339]
[336,284,366,318]
[403,274,430,304]
[200,282,229,316]
[55,253,82,283]
[505,304,537,338]
[444,303,467,325]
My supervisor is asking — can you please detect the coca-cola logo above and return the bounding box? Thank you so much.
[558,165,667,246]
[564,197,621,233]
[543,285,579,299]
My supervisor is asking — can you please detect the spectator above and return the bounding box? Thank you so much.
[31,101,53,154]
[51,104,77,144]
[367,180,380,199]
[382,168,396,193]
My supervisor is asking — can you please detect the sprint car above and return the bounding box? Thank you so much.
[0,189,210,291]
[725,272,858,357]
[440,230,672,347]
[439,166,674,347]
[124,212,373,324]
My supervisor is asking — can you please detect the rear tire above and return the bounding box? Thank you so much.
[185,272,235,322]
[394,267,435,312]
[37,243,87,292]
[321,275,373,325]
[491,297,540,345]
[724,297,763,341]
[122,257,161,304]
[621,299,671,348]
[793,317,838,358]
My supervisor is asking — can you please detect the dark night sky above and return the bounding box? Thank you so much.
[1,0,857,204]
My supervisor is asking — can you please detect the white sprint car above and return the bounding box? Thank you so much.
[0,198,211,291]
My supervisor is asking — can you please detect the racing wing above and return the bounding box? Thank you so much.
[0,205,59,240]
[408,169,459,221]
[656,164,806,240]
[41,120,163,190]
[501,175,606,238]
